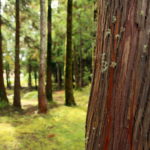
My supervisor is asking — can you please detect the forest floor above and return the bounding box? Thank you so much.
[0,86,90,150]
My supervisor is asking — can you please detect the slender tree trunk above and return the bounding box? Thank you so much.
[79,18,84,87]
[86,0,150,150]
[46,0,53,102]
[54,70,58,83]
[38,0,48,113]
[6,64,11,89]
[13,0,21,108]
[28,60,32,89]
[79,56,84,87]
[65,0,76,106]
[56,63,62,89]
[73,46,80,88]
[34,69,38,89]
[0,2,8,103]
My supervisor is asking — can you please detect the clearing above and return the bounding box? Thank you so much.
[0,86,90,150]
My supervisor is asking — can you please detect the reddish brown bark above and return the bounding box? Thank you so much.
[0,2,8,103]
[86,0,150,150]
[38,0,48,113]
[13,0,21,108]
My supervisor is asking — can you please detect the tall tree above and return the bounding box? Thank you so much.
[0,0,8,103]
[13,0,21,108]
[86,0,150,150]
[28,59,32,89]
[38,0,48,113]
[5,63,11,89]
[65,0,76,106]
[46,0,53,102]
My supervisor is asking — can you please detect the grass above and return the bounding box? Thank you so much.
[0,86,90,150]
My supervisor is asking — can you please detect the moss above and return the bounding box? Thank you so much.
[0,86,90,150]
[112,16,116,23]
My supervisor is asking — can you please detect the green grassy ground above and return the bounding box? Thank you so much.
[0,86,90,150]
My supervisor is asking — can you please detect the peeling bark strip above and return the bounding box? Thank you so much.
[86,0,150,150]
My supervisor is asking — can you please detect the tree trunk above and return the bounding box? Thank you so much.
[56,63,62,89]
[0,2,8,103]
[34,69,38,90]
[6,64,11,89]
[13,0,21,108]
[38,0,48,113]
[65,0,76,106]
[73,46,80,88]
[79,55,84,87]
[86,0,150,150]
[46,0,53,102]
[28,60,32,89]
[54,70,58,83]
[79,18,84,87]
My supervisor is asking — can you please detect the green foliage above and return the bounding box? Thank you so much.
[2,0,94,87]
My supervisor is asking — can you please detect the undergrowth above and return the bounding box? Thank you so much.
[0,86,90,150]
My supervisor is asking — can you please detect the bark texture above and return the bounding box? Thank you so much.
[46,0,53,102]
[65,0,76,106]
[0,2,8,103]
[86,0,150,150]
[13,0,21,108]
[38,0,48,113]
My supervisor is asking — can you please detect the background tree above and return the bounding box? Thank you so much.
[0,0,8,103]
[46,0,53,102]
[38,0,48,113]
[86,0,150,150]
[13,0,21,108]
[65,0,76,106]
[73,0,95,88]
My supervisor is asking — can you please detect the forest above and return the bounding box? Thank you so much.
[0,0,149,150]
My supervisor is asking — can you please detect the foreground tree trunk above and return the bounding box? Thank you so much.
[86,0,150,150]
[65,0,76,106]
[46,0,53,102]
[13,0,21,108]
[38,0,48,113]
[0,2,8,103]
